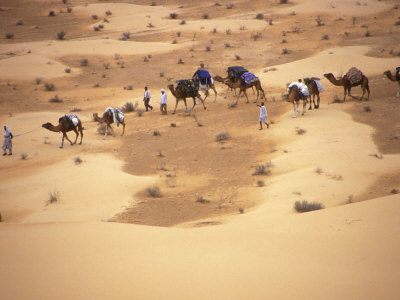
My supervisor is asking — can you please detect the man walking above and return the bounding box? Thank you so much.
[257,102,269,130]
[3,125,13,156]
[160,88,167,115]
[143,86,153,111]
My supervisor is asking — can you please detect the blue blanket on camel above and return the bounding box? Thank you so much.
[193,69,212,85]
[240,72,258,86]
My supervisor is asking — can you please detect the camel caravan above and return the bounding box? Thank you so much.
[38,64,400,149]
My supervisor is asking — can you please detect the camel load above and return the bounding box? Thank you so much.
[346,67,364,85]
[227,66,248,81]
[105,107,124,127]
[176,80,198,98]
[240,72,259,87]
[193,69,212,88]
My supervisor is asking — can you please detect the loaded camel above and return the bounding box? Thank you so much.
[287,83,308,118]
[324,70,370,101]
[93,107,125,139]
[303,78,320,109]
[42,115,83,148]
[167,83,206,114]
[383,69,400,97]
[214,75,266,104]
[192,76,218,103]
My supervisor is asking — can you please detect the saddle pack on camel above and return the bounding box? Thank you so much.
[176,79,198,98]
[227,66,248,81]
[346,67,363,85]
[105,108,124,126]
[193,69,212,85]
[240,72,258,87]
[59,114,79,129]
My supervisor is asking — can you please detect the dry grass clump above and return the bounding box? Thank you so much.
[48,189,59,204]
[257,180,265,187]
[16,19,24,25]
[196,196,210,204]
[255,13,264,19]
[205,45,211,51]
[0,212,2,222]
[391,189,399,194]
[169,12,178,19]
[296,128,306,135]
[70,107,81,112]
[365,30,371,37]
[215,132,231,141]
[105,10,112,16]
[315,16,324,26]
[121,32,131,40]
[224,42,231,48]
[180,20,186,25]
[49,95,62,103]
[48,10,56,17]
[177,58,184,64]
[226,3,234,9]
[251,32,262,41]
[153,130,161,136]
[146,186,162,197]
[5,33,14,39]
[124,85,133,90]
[252,162,272,176]
[282,48,289,54]
[80,58,89,66]
[363,105,371,112]
[67,7,72,13]
[35,77,42,85]
[57,31,66,40]
[202,13,209,19]
[45,83,55,91]
[321,34,329,40]
[20,153,28,160]
[234,54,241,60]
[91,14,98,20]
[65,67,71,73]
[294,200,324,212]
[279,0,288,3]
[74,156,83,164]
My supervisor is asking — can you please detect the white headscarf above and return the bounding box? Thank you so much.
[4,126,11,137]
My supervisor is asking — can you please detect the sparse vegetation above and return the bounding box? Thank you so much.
[5,33,14,39]
[251,32,262,41]
[74,157,83,164]
[365,30,371,37]
[296,128,306,135]
[279,0,288,3]
[170,123,176,127]
[121,32,131,40]
[124,85,133,90]
[215,132,231,141]
[205,45,211,51]
[202,13,209,19]
[48,10,56,17]
[315,167,323,174]
[20,153,28,160]
[238,208,244,214]
[224,42,231,48]
[80,58,89,66]
[65,67,71,73]
[252,162,272,176]
[180,20,186,25]
[16,20,23,25]
[103,62,110,69]
[49,95,62,103]
[48,189,59,204]
[146,186,162,197]
[294,200,324,212]
[282,48,289,54]
[196,196,210,203]
[257,180,265,187]
[177,58,184,64]
[226,3,234,9]
[153,130,161,136]
[122,101,137,112]
[172,39,177,44]
[70,107,81,112]
[67,7,72,13]
[105,10,112,16]
[235,54,241,60]
[255,13,264,20]
[91,14,98,20]
[159,72,164,77]
[136,109,143,117]
[45,83,55,91]
[57,31,66,40]
[226,29,232,35]
[363,105,371,112]
[321,34,329,40]
[169,12,178,19]
[391,189,399,194]
[0,212,2,222]
[315,16,324,26]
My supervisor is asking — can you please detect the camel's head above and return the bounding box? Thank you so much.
[92,113,98,121]
[213,75,224,82]
[303,77,311,85]
[323,73,332,79]
[383,70,390,75]
[167,84,174,90]
[42,122,52,130]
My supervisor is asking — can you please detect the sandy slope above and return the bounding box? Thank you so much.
[1,0,400,299]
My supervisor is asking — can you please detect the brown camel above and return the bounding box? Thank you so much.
[383,70,400,97]
[42,115,83,148]
[214,75,266,104]
[303,78,320,109]
[192,76,218,103]
[324,71,370,101]
[167,83,206,114]
[93,108,125,139]
[287,85,307,118]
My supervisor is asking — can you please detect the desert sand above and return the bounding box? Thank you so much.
[1,0,400,299]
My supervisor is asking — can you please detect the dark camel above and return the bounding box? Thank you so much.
[93,108,125,139]
[42,115,83,148]
[214,75,266,104]
[303,78,320,109]
[287,85,307,118]
[324,71,370,101]
[167,84,206,114]
[192,76,218,103]
[383,70,400,97]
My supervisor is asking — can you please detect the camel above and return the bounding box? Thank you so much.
[167,83,206,114]
[324,71,370,101]
[303,78,320,109]
[192,76,218,103]
[287,85,307,118]
[93,108,125,139]
[214,75,266,104]
[42,115,83,148]
[383,70,400,97]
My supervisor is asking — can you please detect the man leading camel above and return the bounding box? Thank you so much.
[3,125,13,156]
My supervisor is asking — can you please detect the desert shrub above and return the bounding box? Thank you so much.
[170,123,176,127]
[153,130,161,136]
[281,39,287,43]
[235,54,241,60]
[65,67,71,73]
[224,42,231,48]
[159,72,164,77]
[257,180,265,187]
[74,157,82,164]
[252,163,271,176]
[0,212,2,222]
[150,2,157,6]
[122,101,137,112]
[121,32,131,40]
[226,4,234,9]
[146,186,162,197]
[268,18,273,25]
[391,189,399,194]
[363,105,371,112]
[80,58,89,66]
[315,167,323,174]
[70,107,81,112]
[94,26,100,31]
[45,83,55,91]
[20,153,28,160]
[294,200,324,212]
[93,83,100,87]
[105,10,112,16]
[226,29,232,35]
[180,20,186,25]
[205,45,211,51]
[196,196,210,203]
[124,85,133,90]
[99,24,105,29]
[48,189,59,204]
[172,39,177,44]
[255,13,264,19]
[282,48,289,54]
[215,2,221,6]
[16,20,23,25]
[279,0,288,3]
[177,58,184,64]
[35,77,42,85]
[315,16,324,26]
[91,14,98,20]
[321,34,329,40]
[147,22,155,28]
[169,12,178,19]
[240,26,246,30]
[49,95,62,103]
[251,32,261,40]
[67,7,72,13]
[103,62,110,69]
[48,10,56,16]
[215,132,231,141]
[202,13,209,19]
[5,33,14,39]
[296,128,306,135]
[395,20,400,26]
[62,0,68,4]
[57,31,66,40]
[365,30,371,37]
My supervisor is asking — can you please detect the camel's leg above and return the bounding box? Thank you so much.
[292,102,297,118]
[252,86,256,95]
[308,95,312,110]
[302,99,306,115]
[366,85,370,100]
[212,86,217,103]
[121,122,125,136]
[72,128,79,144]
[316,93,320,109]
[203,90,209,102]
[190,98,196,113]
[79,129,83,144]
[184,99,188,112]
[224,87,230,99]
[64,132,74,146]
[243,89,250,103]
[198,95,206,110]
[60,134,65,148]
[173,100,179,114]
[343,88,347,102]
[397,87,400,98]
